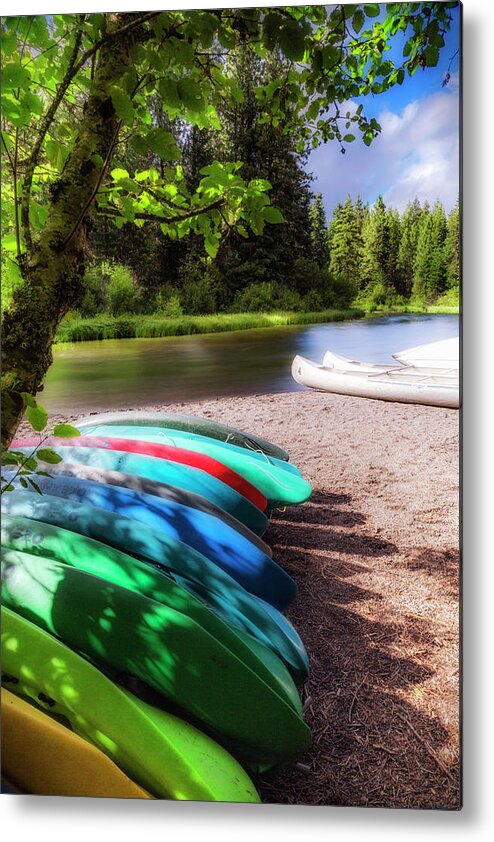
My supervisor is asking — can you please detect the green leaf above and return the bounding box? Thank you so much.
[364,4,380,17]
[159,77,181,110]
[111,167,130,182]
[279,22,306,62]
[27,404,48,432]
[36,448,63,464]
[263,206,285,224]
[343,134,356,142]
[27,477,43,495]
[21,392,37,408]
[352,10,365,34]
[1,60,31,90]
[177,78,204,112]
[53,423,80,438]
[109,87,134,124]
[423,45,439,67]
[204,236,219,259]
[147,128,181,162]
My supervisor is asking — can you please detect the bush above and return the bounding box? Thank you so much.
[155,289,184,317]
[302,290,323,312]
[275,287,303,311]
[233,281,275,312]
[106,263,139,316]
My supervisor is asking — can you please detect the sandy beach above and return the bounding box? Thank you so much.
[20,389,460,809]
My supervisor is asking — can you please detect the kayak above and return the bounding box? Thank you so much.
[2,689,152,799]
[2,550,311,767]
[1,491,298,611]
[11,435,266,512]
[7,461,272,556]
[74,425,313,507]
[1,608,261,799]
[1,512,308,681]
[10,445,268,535]
[74,410,290,462]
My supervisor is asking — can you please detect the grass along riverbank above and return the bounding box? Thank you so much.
[55,308,365,343]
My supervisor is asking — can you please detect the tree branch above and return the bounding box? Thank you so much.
[98,197,226,225]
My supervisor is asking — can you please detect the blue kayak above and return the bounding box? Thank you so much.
[1,492,303,644]
[2,470,271,572]
[76,425,313,507]
[4,461,272,556]
[12,445,268,535]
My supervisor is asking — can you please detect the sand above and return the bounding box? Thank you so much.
[18,389,461,809]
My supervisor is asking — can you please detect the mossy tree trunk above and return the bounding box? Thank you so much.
[1,19,139,447]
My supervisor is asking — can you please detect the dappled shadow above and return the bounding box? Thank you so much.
[258,492,460,809]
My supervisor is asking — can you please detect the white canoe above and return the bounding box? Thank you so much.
[392,337,459,369]
[292,353,459,409]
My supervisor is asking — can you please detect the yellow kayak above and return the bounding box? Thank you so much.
[1,689,152,799]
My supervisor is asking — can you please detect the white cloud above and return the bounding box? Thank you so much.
[309,86,460,216]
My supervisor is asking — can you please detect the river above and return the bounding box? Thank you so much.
[42,313,459,415]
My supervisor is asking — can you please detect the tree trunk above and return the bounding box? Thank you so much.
[1,17,139,447]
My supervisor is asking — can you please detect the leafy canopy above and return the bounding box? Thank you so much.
[1,4,456,262]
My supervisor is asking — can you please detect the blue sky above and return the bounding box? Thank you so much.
[308,3,461,218]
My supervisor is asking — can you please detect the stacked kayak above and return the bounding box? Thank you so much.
[3,411,313,801]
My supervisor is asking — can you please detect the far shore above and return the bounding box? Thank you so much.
[25,388,460,809]
[55,304,459,344]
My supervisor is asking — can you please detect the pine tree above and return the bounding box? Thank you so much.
[309,193,329,268]
[385,207,402,294]
[328,196,362,300]
[396,198,423,297]
[444,199,460,292]
[428,200,448,295]
[359,195,389,291]
[412,205,434,301]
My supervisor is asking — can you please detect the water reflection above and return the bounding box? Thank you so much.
[43,314,459,414]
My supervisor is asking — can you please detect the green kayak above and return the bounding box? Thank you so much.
[1,608,260,802]
[2,550,311,769]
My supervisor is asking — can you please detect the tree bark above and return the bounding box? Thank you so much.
[1,16,141,447]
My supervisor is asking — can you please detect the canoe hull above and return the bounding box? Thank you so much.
[292,354,459,409]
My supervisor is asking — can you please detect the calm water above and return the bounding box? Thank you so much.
[43,313,459,414]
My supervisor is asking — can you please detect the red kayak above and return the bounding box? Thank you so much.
[11,436,267,512]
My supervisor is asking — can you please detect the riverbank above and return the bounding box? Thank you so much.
[55,308,364,344]
[41,389,460,809]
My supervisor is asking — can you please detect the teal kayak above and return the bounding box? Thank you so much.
[2,550,311,768]
[75,425,313,507]
[74,410,290,461]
